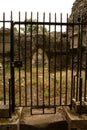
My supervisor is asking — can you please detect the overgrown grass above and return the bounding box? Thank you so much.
[0,64,86,106]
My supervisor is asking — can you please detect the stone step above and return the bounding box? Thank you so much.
[20,107,68,130]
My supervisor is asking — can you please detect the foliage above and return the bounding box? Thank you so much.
[0,27,18,32]
[14,27,18,32]
[20,18,47,33]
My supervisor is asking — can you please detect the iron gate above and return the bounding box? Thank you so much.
[0,12,87,115]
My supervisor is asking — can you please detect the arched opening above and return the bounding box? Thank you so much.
[32,48,48,67]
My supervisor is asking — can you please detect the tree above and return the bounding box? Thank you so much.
[20,18,47,33]
[14,27,18,32]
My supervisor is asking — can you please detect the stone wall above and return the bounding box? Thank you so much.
[0,28,10,55]
[69,0,87,38]
[69,0,87,23]
[14,33,48,70]
[68,0,87,68]
[0,28,71,71]
[14,32,70,71]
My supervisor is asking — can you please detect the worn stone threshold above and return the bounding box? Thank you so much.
[20,107,68,130]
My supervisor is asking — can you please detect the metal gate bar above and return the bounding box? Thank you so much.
[0,12,87,116]
[11,12,87,114]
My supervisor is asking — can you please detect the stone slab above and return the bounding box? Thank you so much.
[63,106,87,130]
[0,107,22,130]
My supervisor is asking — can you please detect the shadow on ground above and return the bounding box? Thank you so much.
[20,121,68,130]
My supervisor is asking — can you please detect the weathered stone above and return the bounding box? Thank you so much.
[14,32,70,71]
[72,99,87,114]
[0,101,10,118]
[68,0,87,47]
[0,107,22,130]
[64,106,87,130]
[69,0,87,23]
[32,48,48,67]
[0,28,10,54]
[68,0,87,69]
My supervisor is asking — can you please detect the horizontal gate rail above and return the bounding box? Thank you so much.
[13,21,87,26]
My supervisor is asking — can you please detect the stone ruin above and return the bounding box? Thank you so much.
[0,28,10,57]
[14,33,49,70]
[68,0,87,48]
[0,27,70,72]
[1,0,87,71]
[14,32,70,71]
[69,0,87,23]
[68,0,87,68]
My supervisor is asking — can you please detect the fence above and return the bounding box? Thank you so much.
[0,12,87,116]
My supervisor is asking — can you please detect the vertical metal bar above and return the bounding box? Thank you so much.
[79,77,82,114]
[42,12,45,114]
[9,79,11,118]
[65,14,68,105]
[84,26,87,101]
[25,12,27,106]
[30,12,33,115]
[71,15,74,108]
[36,12,39,106]
[48,13,51,106]
[79,18,82,77]
[73,75,76,99]
[79,77,82,101]
[76,17,81,101]
[3,14,5,101]
[10,12,15,112]
[54,13,57,113]
[18,12,21,105]
[60,13,62,105]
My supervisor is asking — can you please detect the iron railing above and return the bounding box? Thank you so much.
[0,13,12,117]
[0,12,87,116]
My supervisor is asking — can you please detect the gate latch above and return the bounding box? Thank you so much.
[14,61,22,68]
